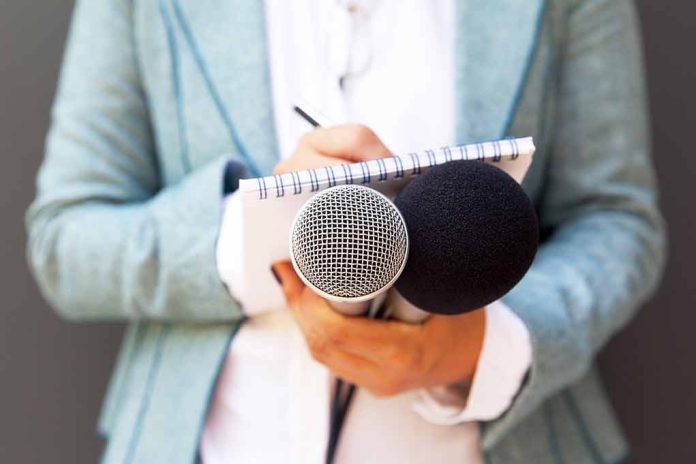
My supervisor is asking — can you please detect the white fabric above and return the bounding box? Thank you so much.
[204,0,532,462]
[414,301,532,425]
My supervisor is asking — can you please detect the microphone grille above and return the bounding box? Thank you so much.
[290,185,408,301]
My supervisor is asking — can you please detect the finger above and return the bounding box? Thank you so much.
[287,284,422,369]
[290,316,403,395]
[300,125,392,161]
[273,148,347,174]
[289,288,347,344]
[328,349,413,397]
[321,349,390,392]
[288,289,422,390]
[271,261,304,306]
[415,311,487,388]
[296,287,416,359]
[287,290,386,372]
[322,314,422,366]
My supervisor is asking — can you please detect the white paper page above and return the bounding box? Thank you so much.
[239,137,535,312]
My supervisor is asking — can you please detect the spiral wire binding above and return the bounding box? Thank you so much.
[250,138,532,200]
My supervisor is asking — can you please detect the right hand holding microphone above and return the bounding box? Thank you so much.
[272,261,486,398]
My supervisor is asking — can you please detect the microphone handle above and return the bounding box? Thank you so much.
[386,290,431,323]
[328,291,392,317]
[329,300,371,316]
[329,291,430,322]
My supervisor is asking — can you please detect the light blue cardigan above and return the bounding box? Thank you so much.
[26,0,666,463]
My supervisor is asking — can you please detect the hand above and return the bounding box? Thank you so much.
[273,124,392,174]
[272,262,487,398]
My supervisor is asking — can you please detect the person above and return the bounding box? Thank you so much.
[26,0,665,463]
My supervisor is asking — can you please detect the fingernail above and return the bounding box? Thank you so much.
[271,266,282,285]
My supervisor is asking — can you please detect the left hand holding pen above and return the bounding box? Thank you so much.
[272,262,486,398]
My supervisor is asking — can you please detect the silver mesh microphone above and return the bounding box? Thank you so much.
[289,185,409,315]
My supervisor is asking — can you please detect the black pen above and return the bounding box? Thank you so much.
[293,104,332,128]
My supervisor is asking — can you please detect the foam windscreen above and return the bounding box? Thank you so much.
[394,160,539,314]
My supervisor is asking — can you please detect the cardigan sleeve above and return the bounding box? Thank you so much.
[482,0,666,447]
[26,0,242,322]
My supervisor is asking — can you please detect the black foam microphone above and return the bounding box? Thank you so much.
[327,160,539,464]
[393,159,539,316]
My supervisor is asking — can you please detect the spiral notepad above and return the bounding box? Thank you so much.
[237,137,535,312]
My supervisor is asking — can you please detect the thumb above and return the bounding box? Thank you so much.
[271,261,304,306]
[305,125,392,162]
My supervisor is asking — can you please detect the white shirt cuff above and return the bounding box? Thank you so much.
[412,301,531,425]
[216,192,250,311]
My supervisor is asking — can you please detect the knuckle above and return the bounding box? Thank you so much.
[385,377,405,396]
[386,347,407,370]
[306,331,329,362]
[410,348,428,375]
[367,385,389,398]
[346,124,374,145]
[410,338,429,369]
[324,322,345,346]
[298,131,314,147]
[371,378,403,398]
[369,389,387,398]
[354,124,375,140]
[387,346,418,373]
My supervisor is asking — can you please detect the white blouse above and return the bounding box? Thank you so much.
[203,1,532,462]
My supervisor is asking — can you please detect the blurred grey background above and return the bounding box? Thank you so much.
[0,1,694,462]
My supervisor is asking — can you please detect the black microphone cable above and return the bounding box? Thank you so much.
[325,302,391,464]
